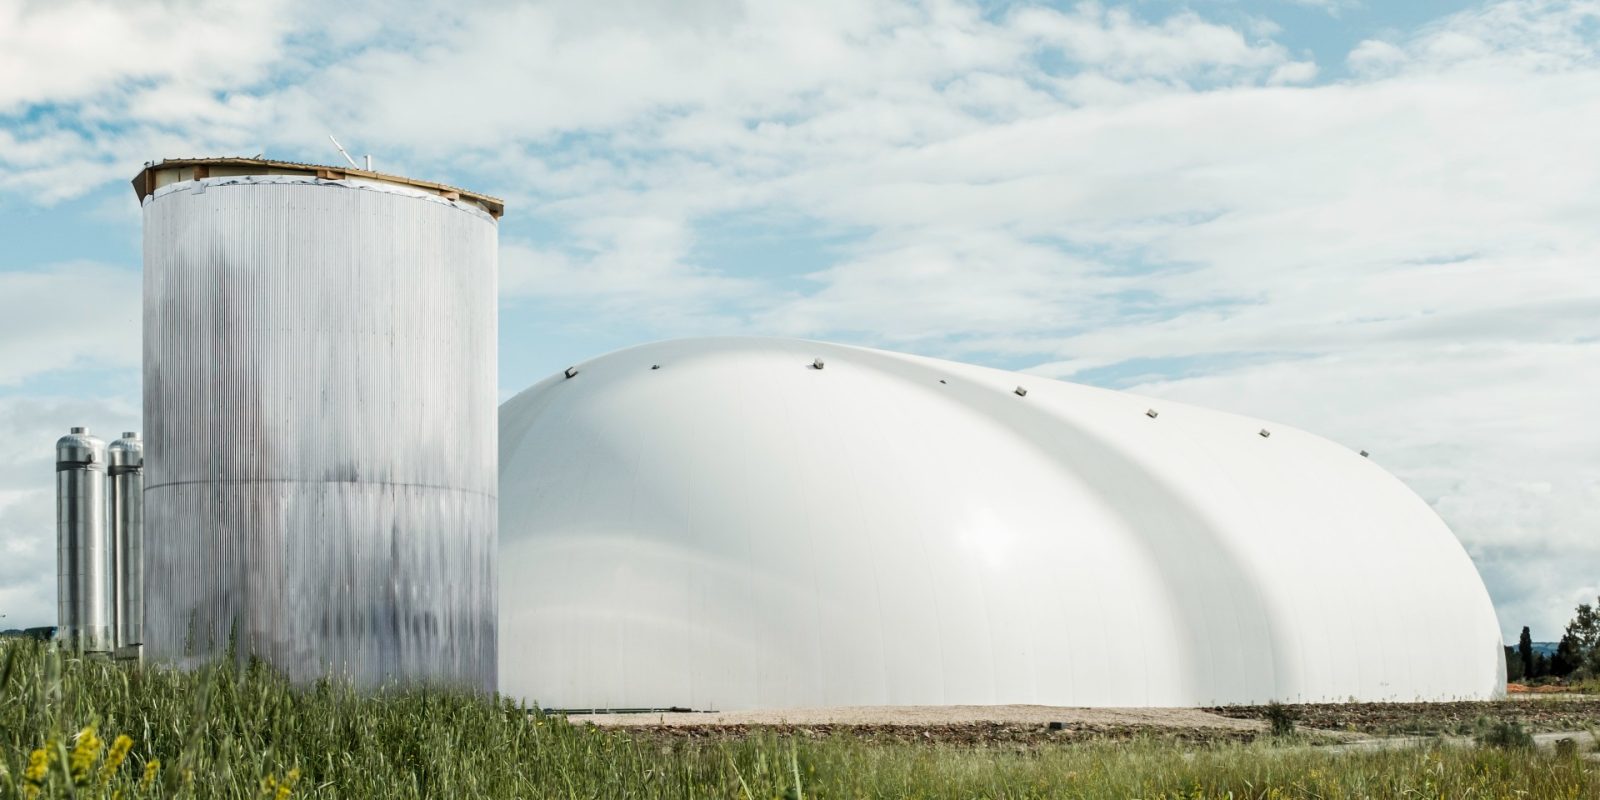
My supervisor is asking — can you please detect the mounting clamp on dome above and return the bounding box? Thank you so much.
[1146,409,1159,419]
[497,336,1507,709]
[1359,450,1370,458]
[812,358,825,370]
[1014,386,1028,397]
[1259,428,1271,438]
[564,367,579,379]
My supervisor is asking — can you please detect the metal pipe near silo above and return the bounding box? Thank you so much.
[134,158,501,690]
[108,431,143,658]
[56,427,112,654]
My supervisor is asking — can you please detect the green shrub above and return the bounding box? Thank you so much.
[1264,701,1298,737]
[1476,718,1535,750]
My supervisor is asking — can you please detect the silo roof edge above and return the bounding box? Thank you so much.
[130,157,505,218]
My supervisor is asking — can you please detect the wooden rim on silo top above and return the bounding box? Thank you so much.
[130,157,505,219]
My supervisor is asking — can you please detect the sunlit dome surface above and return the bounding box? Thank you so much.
[498,337,1503,710]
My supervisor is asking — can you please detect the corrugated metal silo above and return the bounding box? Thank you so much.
[57,426,112,654]
[133,158,501,690]
[108,431,144,656]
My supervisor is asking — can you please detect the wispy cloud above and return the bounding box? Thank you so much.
[1279,0,1362,18]
[0,0,1594,638]
[0,263,140,386]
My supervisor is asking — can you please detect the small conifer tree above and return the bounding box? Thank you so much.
[1518,626,1535,679]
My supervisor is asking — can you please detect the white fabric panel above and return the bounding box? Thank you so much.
[499,337,1503,709]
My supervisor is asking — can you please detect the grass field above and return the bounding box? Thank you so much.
[2,640,1597,799]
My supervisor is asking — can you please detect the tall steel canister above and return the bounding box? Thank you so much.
[108,431,144,656]
[134,158,501,690]
[56,427,112,653]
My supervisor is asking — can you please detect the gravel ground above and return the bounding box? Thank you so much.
[564,705,1272,746]
[561,698,1600,747]
[1208,697,1600,736]
[571,704,1264,730]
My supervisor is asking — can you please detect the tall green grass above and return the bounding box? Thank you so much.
[1,639,1595,799]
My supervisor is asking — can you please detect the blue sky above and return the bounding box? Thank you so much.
[1,0,1597,642]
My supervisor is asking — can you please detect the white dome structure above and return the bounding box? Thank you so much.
[499,337,1503,710]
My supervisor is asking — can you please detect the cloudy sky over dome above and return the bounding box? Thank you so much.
[0,0,1595,642]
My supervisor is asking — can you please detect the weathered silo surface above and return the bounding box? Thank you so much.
[108,431,144,655]
[57,427,112,654]
[134,158,501,690]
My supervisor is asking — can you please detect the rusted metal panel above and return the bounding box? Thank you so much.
[142,173,498,690]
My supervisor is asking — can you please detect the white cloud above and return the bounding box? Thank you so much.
[0,0,296,113]
[0,263,140,385]
[1267,59,1319,84]
[500,226,760,333]
[1280,0,1361,16]
[1347,39,1408,75]
[1010,4,1305,79]
[761,230,1124,347]
[1,0,1596,641]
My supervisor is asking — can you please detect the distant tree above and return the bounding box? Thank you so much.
[1505,645,1525,681]
[1551,638,1579,678]
[1533,652,1551,679]
[1518,626,1535,679]
[1553,600,1600,679]
[1578,602,1600,676]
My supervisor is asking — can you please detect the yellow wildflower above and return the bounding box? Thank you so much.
[69,725,104,784]
[276,766,301,800]
[21,744,55,799]
[22,746,52,784]
[140,759,162,790]
[100,734,134,784]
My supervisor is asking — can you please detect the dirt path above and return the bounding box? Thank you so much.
[563,705,1268,746]
[570,704,1263,730]
[561,699,1600,748]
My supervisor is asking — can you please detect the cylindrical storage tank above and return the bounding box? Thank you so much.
[56,427,111,654]
[108,431,144,656]
[134,158,501,690]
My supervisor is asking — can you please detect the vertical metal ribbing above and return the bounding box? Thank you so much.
[57,428,112,653]
[142,176,498,690]
[109,432,144,653]
[55,469,79,647]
